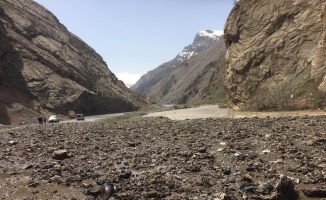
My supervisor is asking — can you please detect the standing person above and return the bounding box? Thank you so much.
[38,116,43,125]
[43,116,46,125]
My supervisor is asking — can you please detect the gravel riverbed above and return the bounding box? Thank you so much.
[0,115,325,199]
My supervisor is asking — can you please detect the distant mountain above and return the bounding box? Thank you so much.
[0,0,150,125]
[131,30,223,97]
[147,37,227,105]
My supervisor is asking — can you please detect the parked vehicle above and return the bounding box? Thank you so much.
[76,114,85,121]
[48,115,59,123]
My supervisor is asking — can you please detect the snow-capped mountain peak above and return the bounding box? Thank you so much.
[197,30,224,39]
[177,29,223,61]
[131,29,224,95]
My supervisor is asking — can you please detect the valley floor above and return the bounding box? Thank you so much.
[145,104,326,120]
[0,114,325,199]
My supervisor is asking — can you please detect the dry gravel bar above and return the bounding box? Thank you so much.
[0,115,325,199]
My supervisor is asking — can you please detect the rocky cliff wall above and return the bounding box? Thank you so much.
[0,0,150,124]
[224,0,326,110]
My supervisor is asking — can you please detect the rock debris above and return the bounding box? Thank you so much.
[0,116,325,199]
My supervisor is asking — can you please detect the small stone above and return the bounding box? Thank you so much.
[102,181,116,198]
[198,147,207,153]
[118,171,132,179]
[144,190,161,198]
[222,167,231,175]
[22,164,33,170]
[52,149,70,160]
[8,141,17,145]
[242,174,253,182]
[128,142,136,147]
[27,181,39,188]
[87,185,103,197]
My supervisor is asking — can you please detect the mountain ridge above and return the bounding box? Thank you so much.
[147,37,227,105]
[130,30,223,96]
[0,0,150,125]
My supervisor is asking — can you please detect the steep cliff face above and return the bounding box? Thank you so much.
[131,30,223,97]
[0,0,150,124]
[224,0,326,110]
[148,38,227,105]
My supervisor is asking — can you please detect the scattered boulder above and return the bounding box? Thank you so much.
[68,111,76,119]
[272,175,299,200]
[0,116,325,199]
[302,188,326,198]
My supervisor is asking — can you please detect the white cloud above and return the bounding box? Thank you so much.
[116,72,142,88]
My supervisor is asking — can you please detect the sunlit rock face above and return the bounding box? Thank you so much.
[224,0,326,110]
[0,0,150,124]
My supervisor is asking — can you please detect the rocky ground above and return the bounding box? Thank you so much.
[0,115,326,199]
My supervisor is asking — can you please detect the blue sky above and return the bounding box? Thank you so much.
[34,0,235,87]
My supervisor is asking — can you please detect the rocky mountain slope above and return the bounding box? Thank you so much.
[131,30,223,97]
[224,0,326,110]
[0,0,150,125]
[147,37,227,105]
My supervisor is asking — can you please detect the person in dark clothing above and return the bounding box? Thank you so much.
[37,116,43,125]
[43,116,46,125]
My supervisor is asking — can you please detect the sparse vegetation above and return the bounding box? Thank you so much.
[173,104,192,110]
[95,78,115,98]
[244,79,326,111]
[161,75,176,96]
[102,111,148,123]
[194,97,228,107]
